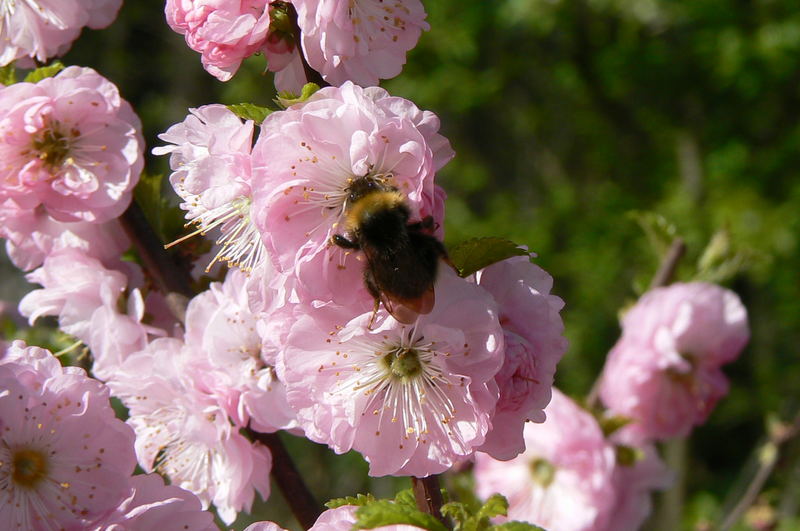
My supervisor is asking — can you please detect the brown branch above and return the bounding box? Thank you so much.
[412,476,448,528]
[281,2,329,88]
[120,201,194,298]
[649,238,687,290]
[719,412,800,530]
[250,431,323,529]
[119,199,323,529]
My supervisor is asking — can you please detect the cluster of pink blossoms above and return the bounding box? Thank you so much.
[471,282,749,530]
[154,82,569,482]
[0,0,122,67]
[0,0,755,528]
[598,282,750,442]
[474,389,672,531]
[0,341,217,530]
[0,66,143,271]
[164,0,429,90]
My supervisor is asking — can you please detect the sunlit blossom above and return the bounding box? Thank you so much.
[0,0,122,66]
[0,66,143,223]
[154,104,266,273]
[598,282,750,441]
[0,341,136,530]
[251,81,452,306]
[280,268,503,476]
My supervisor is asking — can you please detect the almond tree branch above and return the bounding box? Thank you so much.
[719,411,800,530]
[119,199,322,529]
[412,475,448,528]
[251,431,324,529]
[278,1,329,88]
[649,238,687,290]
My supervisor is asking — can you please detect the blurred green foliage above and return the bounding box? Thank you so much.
[8,0,790,528]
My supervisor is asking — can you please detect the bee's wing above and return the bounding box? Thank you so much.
[382,286,435,324]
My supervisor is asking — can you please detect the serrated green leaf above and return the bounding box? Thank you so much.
[23,61,65,83]
[276,82,322,108]
[0,64,16,85]
[449,237,529,278]
[628,210,678,257]
[491,522,545,531]
[440,501,470,525]
[226,103,272,125]
[354,500,449,531]
[326,493,376,509]
[393,488,418,508]
[694,229,760,283]
[477,495,508,520]
[697,230,731,273]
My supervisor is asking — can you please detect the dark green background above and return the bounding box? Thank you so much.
[4,1,799,529]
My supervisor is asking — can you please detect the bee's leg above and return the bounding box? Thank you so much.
[331,234,359,249]
[407,216,439,233]
[367,298,381,329]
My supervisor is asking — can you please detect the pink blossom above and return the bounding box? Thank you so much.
[90,473,218,531]
[294,0,429,86]
[88,287,167,381]
[0,199,129,271]
[165,0,272,82]
[17,247,165,380]
[474,255,568,460]
[19,248,127,339]
[0,66,143,223]
[474,389,617,531]
[0,340,136,530]
[280,267,503,477]
[245,522,291,531]
[108,337,272,524]
[605,430,672,531]
[154,104,266,272]
[251,82,453,306]
[0,0,122,66]
[184,268,296,432]
[598,282,750,441]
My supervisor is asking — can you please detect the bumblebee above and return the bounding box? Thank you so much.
[332,175,446,325]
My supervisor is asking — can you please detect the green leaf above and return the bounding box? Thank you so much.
[491,522,546,531]
[448,237,529,277]
[133,172,185,243]
[0,64,16,85]
[628,210,678,257]
[477,495,508,520]
[276,82,322,108]
[694,228,760,283]
[614,444,644,467]
[226,103,272,125]
[133,172,165,232]
[23,61,65,83]
[354,500,449,531]
[393,488,418,508]
[440,501,470,525]
[326,493,376,509]
[599,414,632,437]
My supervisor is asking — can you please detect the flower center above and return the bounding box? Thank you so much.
[382,346,422,381]
[12,448,49,489]
[530,457,556,488]
[31,122,72,170]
